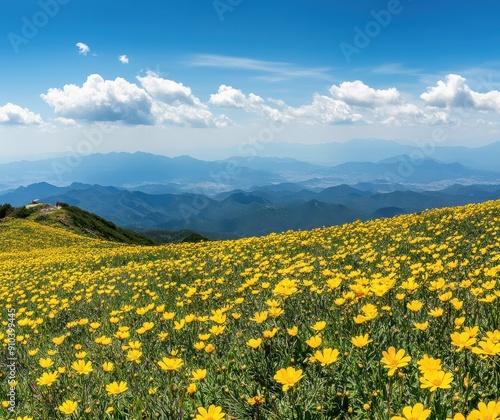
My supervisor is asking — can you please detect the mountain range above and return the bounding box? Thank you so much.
[2,181,499,239]
[257,138,500,170]
[1,139,499,238]
[1,139,499,194]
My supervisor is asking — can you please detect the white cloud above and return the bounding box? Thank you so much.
[138,72,224,127]
[375,103,445,126]
[209,85,246,109]
[209,79,466,126]
[41,74,156,125]
[329,80,401,108]
[213,114,232,128]
[324,79,458,125]
[210,85,361,124]
[76,42,90,55]
[149,101,218,127]
[41,73,228,128]
[421,74,475,108]
[138,72,195,105]
[210,85,290,122]
[290,94,362,124]
[55,117,78,126]
[33,72,500,130]
[210,85,263,109]
[118,55,129,64]
[207,72,500,127]
[0,103,43,125]
[421,74,500,111]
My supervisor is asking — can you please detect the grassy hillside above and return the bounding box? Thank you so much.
[5,202,157,246]
[0,200,499,419]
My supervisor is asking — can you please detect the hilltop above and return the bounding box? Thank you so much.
[0,201,157,246]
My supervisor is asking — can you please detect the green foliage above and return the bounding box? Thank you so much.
[0,203,14,218]
[10,205,37,219]
[180,232,210,243]
[56,203,158,245]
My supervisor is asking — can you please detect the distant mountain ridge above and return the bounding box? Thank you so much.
[2,181,499,238]
[1,140,499,238]
[0,152,282,193]
[1,142,499,194]
[257,139,500,170]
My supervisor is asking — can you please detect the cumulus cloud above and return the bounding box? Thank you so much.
[76,42,90,55]
[37,72,500,129]
[55,117,78,126]
[329,80,401,108]
[209,79,463,126]
[290,94,362,124]
[0,103,43,125]
[41,74,156,125]
[421,74,500,111]
[210,85,290,122]
[210,85,264,109]
[149,101,218,127]
[210,84,364,124]
[421,74,475,108]
[41,73,228,128]
[210,84,363,124]
[213,114,232,128]
[324,79,456,125]
[137,72,224,127]
[138,72,196,105]
[118,55,129,64]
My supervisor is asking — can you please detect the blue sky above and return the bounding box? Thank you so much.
[1,0,500,160]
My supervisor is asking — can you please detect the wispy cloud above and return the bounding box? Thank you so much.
[372,63,423,76]
[188,54,332,81]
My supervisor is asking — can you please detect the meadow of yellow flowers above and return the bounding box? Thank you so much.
[1,200,499,419]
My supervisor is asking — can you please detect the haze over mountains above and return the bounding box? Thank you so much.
[1,139,499,193]
[257,139,500,170]
[1,139,499,239]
